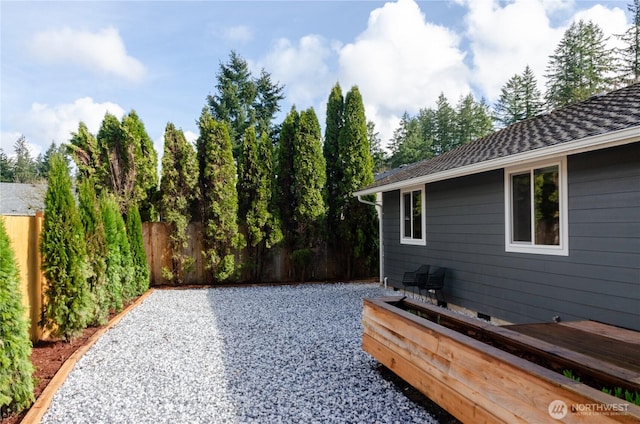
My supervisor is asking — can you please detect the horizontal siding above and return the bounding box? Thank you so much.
[382,142,640,331]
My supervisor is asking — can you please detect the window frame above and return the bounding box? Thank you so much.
[400,185,427,246]
[504,157,569,256]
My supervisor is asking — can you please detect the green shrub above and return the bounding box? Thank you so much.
[0,218,35,414]
[117,212,136,302]
[126,204,149,296]
[41,153,92,340]
[77,180,109,326]
[100,194,124,312]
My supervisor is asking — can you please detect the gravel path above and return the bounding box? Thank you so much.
[41,283,439,424]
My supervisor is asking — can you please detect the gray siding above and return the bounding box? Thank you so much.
[382,142,640,331]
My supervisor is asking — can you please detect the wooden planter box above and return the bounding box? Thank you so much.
[362,296,640,423]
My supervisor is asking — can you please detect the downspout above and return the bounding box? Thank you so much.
[357,194,384,285]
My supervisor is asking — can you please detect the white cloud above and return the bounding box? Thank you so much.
[572,4,628,50]
[223,25,253,43]
[184,130,198,145]
[338,0,470,144]
[1,97,125,156]
[29,27,146,82]
[263,35,335,108]
[462,0,566,102]
[461,0,629,102]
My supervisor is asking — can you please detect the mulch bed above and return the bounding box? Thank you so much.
[2,325,101,424]
[1,302,129,424]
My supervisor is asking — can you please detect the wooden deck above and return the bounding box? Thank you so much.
[505,320,640,379]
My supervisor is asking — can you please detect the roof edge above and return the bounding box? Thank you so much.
[354,124,640,196]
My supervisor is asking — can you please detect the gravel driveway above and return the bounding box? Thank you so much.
[41,283,439,424]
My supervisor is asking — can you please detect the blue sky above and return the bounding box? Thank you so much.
[0,0,632,160]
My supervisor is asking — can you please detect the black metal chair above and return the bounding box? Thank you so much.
[419,267,446,306]
[402,265,430,297]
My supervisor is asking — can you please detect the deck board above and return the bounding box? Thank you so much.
[505,321,640,374]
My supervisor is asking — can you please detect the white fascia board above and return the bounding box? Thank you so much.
[353,125,640,197]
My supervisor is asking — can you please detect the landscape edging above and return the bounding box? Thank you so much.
[21,289,155,424]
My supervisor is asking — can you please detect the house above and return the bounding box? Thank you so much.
[0,182,47,216]
[354,83,640,331]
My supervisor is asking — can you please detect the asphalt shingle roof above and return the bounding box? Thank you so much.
[363,83,640,192]
[0,182,47,216]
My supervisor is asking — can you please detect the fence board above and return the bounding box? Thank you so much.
[3,213,45,341]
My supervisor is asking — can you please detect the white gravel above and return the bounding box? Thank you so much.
[41,283,439,424]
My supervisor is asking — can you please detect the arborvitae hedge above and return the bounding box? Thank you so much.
[77,180,110,326]
[100,194,124,312]
[41,153,92,341]
[0,218,34,415]
[126,204,150,296]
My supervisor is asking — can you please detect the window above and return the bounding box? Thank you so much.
[505,159,568,255]
[401,186,426,245]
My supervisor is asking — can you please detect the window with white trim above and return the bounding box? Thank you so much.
[505,158,568,255]
[400,186,426,245]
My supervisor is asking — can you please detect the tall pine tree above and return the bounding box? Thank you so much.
[615,0,640,85]
[494,66,544,127]
[207,51,284,158]
[545,20,614,108]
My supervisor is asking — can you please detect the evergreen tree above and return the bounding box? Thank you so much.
[0,149,14,182]
[434,93,457,155]
[36,142,68,180]
[96,113,137,213]
[196,111,244,281]
[159,123,199,284]
[615,0,640,85]
[0,218,34,414]
[545,20,615,108]
[207,51,284,158]
[254,69,286,140]
[336,86,378,278]
[40,153,92,340]
[292,108,326,251]
[323,83,344,243]
[368,120,388,174]
[116,208,136,302]
[520,66,545,121]
[122,111,159,221]
[77,180,109,326]
[12,136,37,183]
[275,107,299,251]
[388,112,427,168]
[455,93,493,146]
[100,194,124,311]
[126,204,149,295]
[238,126,281,281]
[495,66,544,127]
[68,122,101,184]
[256,130,283,251]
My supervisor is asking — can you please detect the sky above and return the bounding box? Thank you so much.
[0,0,632,161]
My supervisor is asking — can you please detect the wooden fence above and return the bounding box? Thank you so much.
[6,217,356,340]
[141,222,348,285]
[3,213,45,341]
